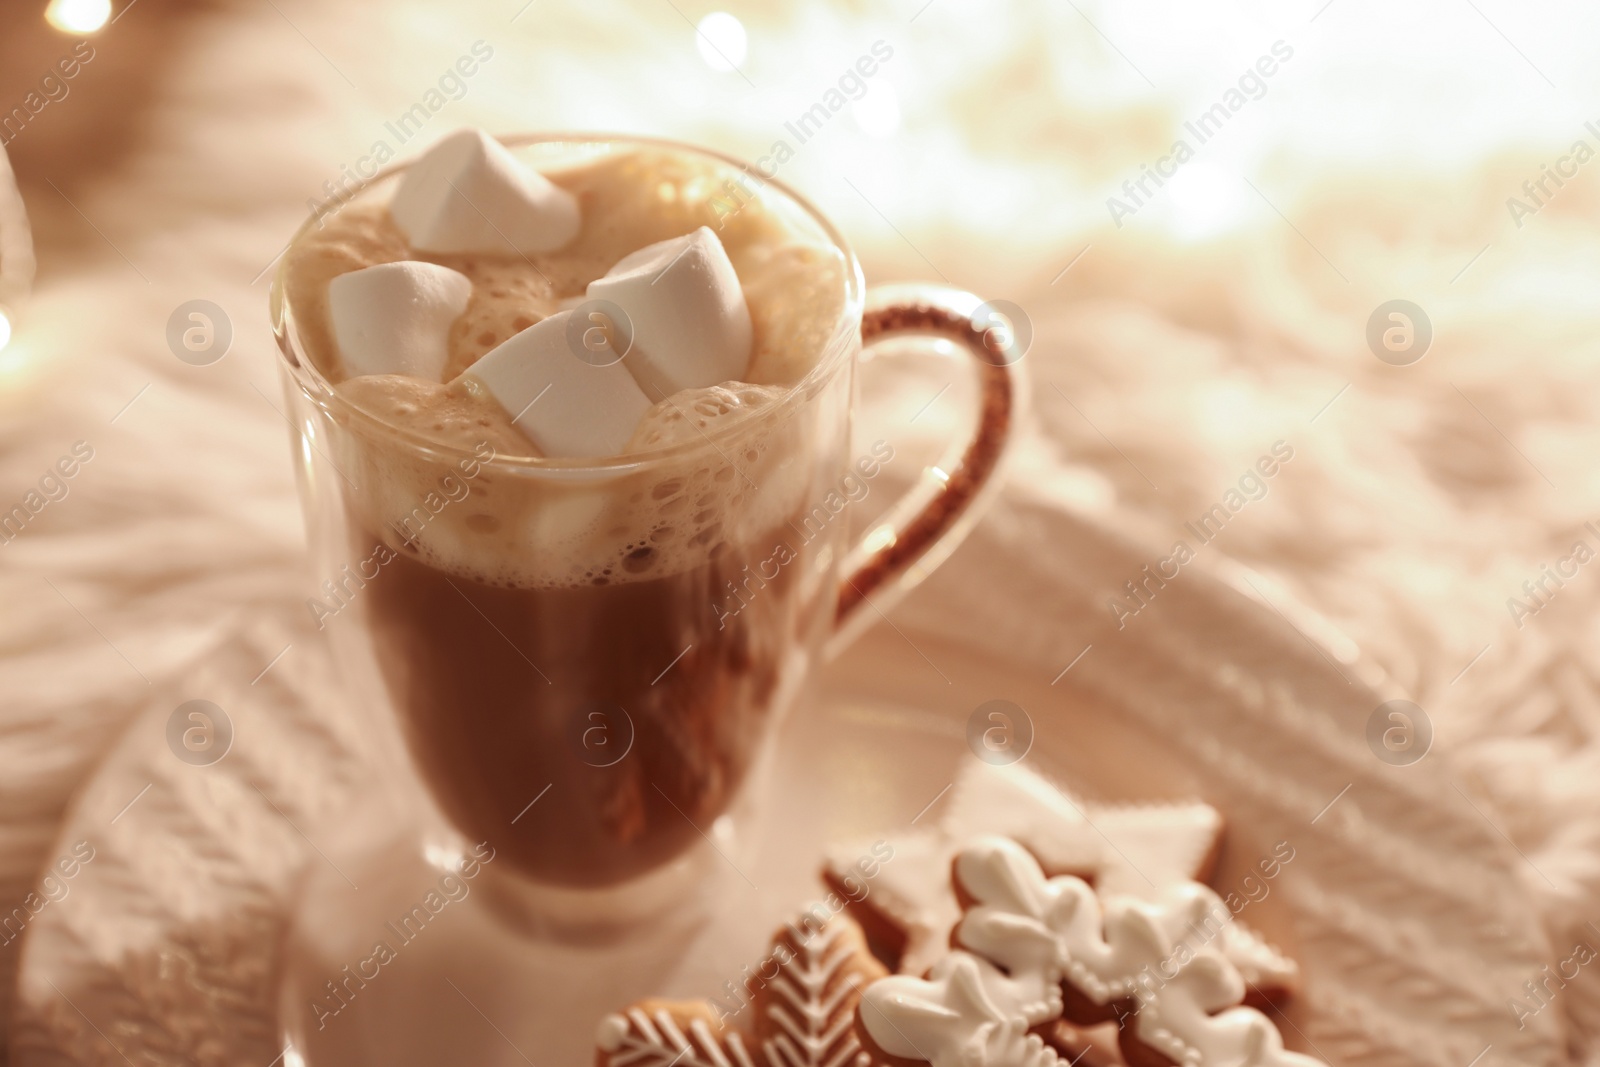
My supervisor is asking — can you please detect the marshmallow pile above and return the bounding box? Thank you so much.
[327,128,755,459]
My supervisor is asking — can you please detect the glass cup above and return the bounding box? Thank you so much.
[269,133,1024,902]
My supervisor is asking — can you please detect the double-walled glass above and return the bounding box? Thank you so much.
[270,135,1020,894]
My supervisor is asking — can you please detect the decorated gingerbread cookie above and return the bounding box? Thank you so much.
[857,951,1068,1067]
[596,913,890,1067]
[604,763,1309,1067]
[947,836,1322,1067]
[825,764,1296,1001]
[851,833,1320,1067]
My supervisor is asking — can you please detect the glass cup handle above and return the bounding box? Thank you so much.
[828,283,1028,657]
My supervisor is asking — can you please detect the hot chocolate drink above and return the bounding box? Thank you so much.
[281,139,852,887]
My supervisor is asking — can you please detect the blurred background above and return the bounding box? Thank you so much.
[2,0,1600,1059]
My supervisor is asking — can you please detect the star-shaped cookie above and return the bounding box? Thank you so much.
[823,763,1296,1001]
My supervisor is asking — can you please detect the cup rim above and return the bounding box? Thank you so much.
[268,131,867,475]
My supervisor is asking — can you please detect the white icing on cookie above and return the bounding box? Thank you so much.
[832,766,1294,996]
[965,1018,1068,1067]
[1137,882,1294,993]
[762,922,868,1067]
[1132,956,1322,1067]
[943,837,1323,1067]
[1211,917,1300,992]
[858,952,1064,1067]
[955,836,1167,1007]
[943,763,1296,993]
[597,1007,761,1067]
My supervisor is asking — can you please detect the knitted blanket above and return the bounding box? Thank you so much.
[1,0,1596,1061]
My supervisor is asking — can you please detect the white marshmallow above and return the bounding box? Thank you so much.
[586,226,753,399]
[389,129,581,256]
[328,261,472,381]
[463,311,651,458]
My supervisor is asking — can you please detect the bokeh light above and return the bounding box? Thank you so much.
[852,81,902,138]
[694,12,747,73]
[44,0,112,35]
[1164,162,1254,242]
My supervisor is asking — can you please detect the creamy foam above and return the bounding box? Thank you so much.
[286,147,847,389]
[329,376,813,590]
[286,143,850,590]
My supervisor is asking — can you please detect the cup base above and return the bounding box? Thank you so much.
[275,801,762,1067]
[471,815,739,946]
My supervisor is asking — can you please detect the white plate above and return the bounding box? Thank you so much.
[5,506,1566,1067]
